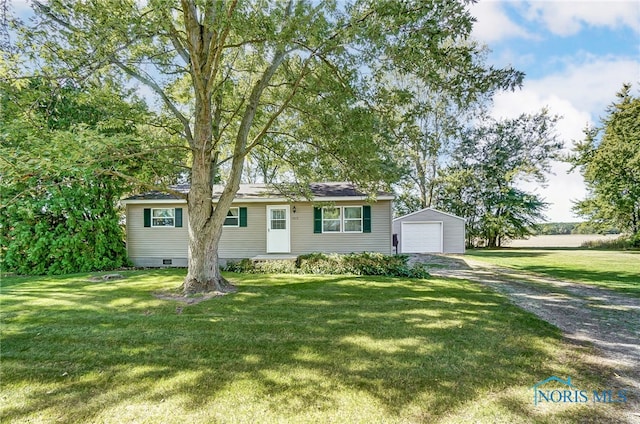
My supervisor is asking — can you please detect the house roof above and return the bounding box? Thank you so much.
[122,182,394,204]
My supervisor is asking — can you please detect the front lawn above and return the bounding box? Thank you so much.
[0,270,624,423]
[466,249,640,297]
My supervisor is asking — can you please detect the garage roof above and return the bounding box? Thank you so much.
[393,207,465,222]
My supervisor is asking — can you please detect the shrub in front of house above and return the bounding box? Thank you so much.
[223,259,255,273]
[223,258,298,274]
[296,253,347,274]
[254,260,298,274]
[224,252,429,278]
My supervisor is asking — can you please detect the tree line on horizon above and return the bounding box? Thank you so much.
[532,222,620,236]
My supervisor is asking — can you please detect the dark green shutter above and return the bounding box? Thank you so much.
[144,208,151,227]
[175,208,183,227]
[239,207,248,227]
[363,205,371,233]
[313,207,322,233]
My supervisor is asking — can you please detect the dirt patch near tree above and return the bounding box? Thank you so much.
[415,254,640,422]
[153,291,226,305]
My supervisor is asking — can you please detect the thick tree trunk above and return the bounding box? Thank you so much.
[177,1,283,294]
[180,72,238,294]
[183,217,234,294]
[182,153,237,294]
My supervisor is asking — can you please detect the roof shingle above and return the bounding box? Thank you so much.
[123,182,392,201]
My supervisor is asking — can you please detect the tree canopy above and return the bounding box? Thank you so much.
[437,109,562,247]
[9,0,526,292]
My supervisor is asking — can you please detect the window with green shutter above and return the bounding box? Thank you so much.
[313,205,372,233]
[223,207,248,227]
[239,207,247,227]
[363,205,371,233]
[144,207,182,227]
[144,208,151,227]
[313,207,322,233]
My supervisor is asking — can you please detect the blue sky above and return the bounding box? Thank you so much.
[10,0,639,221]
[469,0,639,221]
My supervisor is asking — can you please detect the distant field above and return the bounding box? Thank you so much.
[506,234,621,248]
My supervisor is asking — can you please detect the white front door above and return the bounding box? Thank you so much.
[266,205,290,253]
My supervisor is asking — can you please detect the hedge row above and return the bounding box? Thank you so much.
[223,252,430,278]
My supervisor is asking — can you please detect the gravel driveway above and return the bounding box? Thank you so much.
[410,254,640,422]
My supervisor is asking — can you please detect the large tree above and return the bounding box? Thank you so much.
[438,110,562,247]
[22,0,521,293]
[569,84,640,242]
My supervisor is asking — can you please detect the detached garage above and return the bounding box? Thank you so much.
[393,208,465,254]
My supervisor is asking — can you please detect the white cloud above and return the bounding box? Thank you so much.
[518,162,586,222]
[9,0,32,14]
[470,1,639,44]
[527,56,639,118]
[493,90,589,138]
[461,1,638,221]
[522,0,640,37]
[470,1,534,43]
[489,55,639,222]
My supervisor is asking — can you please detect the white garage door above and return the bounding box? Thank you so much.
[401,222,443,253]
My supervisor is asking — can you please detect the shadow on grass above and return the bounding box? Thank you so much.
[0,271,620,422]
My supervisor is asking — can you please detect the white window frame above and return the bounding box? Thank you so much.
[322,206,341,233]
[151,208,175,228]
[343,206,363,233]
[224,207,239,227]
[269,208,287,230]
[321,206,363,233]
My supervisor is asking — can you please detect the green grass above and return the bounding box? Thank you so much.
[0,270,625,423]
[467,249,640,297]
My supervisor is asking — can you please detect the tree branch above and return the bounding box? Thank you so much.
[245,63,312,154]
[204,0,238,95]
[101,169,188,200]
[161,10,190,65]
[223,38,267,49]
[112,59,194,146]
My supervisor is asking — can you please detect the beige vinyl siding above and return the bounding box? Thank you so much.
[126,200,393,266]
[127,203,265,263]
[126,203,189,266]
[291,201,392,255]
[218,204,266,258]
[393,208,465,254]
